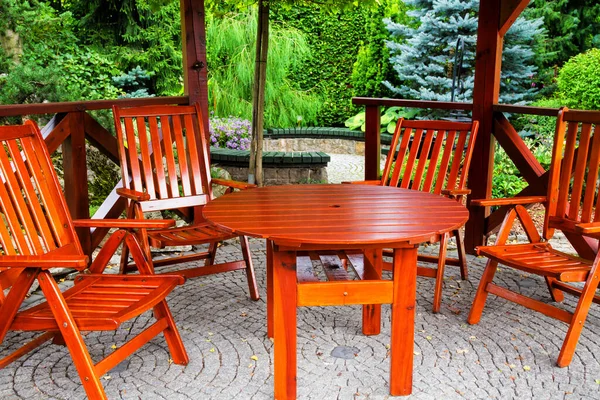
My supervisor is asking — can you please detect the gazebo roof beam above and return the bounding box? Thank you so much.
[499,0,531,36]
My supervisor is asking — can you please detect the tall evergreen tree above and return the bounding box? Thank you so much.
[384,0,545,105]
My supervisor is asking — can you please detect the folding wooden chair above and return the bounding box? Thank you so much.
[0,121,188,399]
[468,108,600,367]
[112,103,259,300]
[345,119,479,312]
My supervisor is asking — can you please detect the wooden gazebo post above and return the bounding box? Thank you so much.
[465,0,531,252]
[181,0,210,134]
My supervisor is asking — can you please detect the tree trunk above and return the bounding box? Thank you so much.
[248,0,270,186]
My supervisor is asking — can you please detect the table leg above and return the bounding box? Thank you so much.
[273,249,297,400]
[362,248,383,335]
[390,246,418,396]
[267,239,274,339]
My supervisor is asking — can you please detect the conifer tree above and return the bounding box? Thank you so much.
[384,0,545,105]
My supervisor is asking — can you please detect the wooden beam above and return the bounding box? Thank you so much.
[465,0,503,253]
[493,112,545,184]
[181,0,209,133]
[364,105,381,180]
[0,96,188,118]
[42,113,70,154]
[62,111,91,257]
[499,0,531,37]
[352,97,473,111]
[84,113,120,164]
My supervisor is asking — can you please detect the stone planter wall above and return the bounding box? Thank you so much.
[221,165,327,186]
[263,138,365,155]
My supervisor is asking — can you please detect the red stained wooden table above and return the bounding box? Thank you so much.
[203,184,469,398]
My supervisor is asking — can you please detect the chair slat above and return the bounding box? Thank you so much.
[159,115,180,198]
[183,114,203,195]
[135,116,156,198]
[411,129,435,191]
[381,120,403,186]
[581,126,600,222]
[123,117,144,192]
[421,130,445,192]
[433,130,457,194]
[23,137,74,249]
[172,115,192,196]
[447,130,468,191]
[389,127,412,187]
[148,116,168,198]
[6,141,54,252]
[569,123,593,220]
[400,129,424,189]
[556,121,579,217]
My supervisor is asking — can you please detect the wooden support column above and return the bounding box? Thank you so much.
[62,111,92,256]
[181,0,209,133]
[364,105,381,180]
[465,0,504,253]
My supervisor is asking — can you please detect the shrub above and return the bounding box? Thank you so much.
[557,48,600,110]
[209,116,252,150]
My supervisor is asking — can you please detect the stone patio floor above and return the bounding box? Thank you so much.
[2,236,600,400]
[3,154,600,399]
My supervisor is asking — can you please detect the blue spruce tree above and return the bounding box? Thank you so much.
[384,0,545,105]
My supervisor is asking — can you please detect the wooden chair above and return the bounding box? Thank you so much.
[0,121,188,400]
[468,108,600,367]
[112,103,259,300]
[345,119,479,312]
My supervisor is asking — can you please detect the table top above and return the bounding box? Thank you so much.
[203,184,469,247]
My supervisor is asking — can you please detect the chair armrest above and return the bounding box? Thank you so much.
[441,189,471,196]
[116,188,150,201]
[72,219,176,229]
[211,178,257,190]
[575,222,600,235]
[471,196,547,207]
[0,255,89,270]
[341,180,382,185]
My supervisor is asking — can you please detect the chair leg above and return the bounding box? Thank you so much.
[454,229,468,280]
[267,240,274,339]
[152,300,189,365]
[240,236,260,301]
[119,242,131,275]
[389,246,418,396]
[467,260,499,325]
[545,277,565,303]
[432,233,449,313]
[363,249,382,335]
[37,272,107,400]
[273,249,297,400]
[204,242,218,267]
[556,262,600,367]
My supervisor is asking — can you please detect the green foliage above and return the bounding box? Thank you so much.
[385,0,545,106]
[272,4,372,126]
[206,10,320,127]
[557,49,600,110]
[345,107,419,133]
[113,66,155,98]
[61,0,183,96]
[351,0,409,99]
[524,0,600,69]
[513,97,563,140]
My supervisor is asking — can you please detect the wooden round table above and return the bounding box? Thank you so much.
[203,184,469,398]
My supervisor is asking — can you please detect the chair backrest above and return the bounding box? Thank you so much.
[381,119,479,195]
[545,108,600,238]
[113,103,213,211]
[0,121,82,290]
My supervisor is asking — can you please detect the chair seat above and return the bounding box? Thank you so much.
[148,221,236,248]
[477,242,592,282]
[12,274,184,332]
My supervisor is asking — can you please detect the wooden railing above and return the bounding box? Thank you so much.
[353,98,597,257]
[0,96,189,257]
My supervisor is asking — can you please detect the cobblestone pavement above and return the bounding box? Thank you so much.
[2,154,599,399]
[2,237,600,400]
[326,154,384,184]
